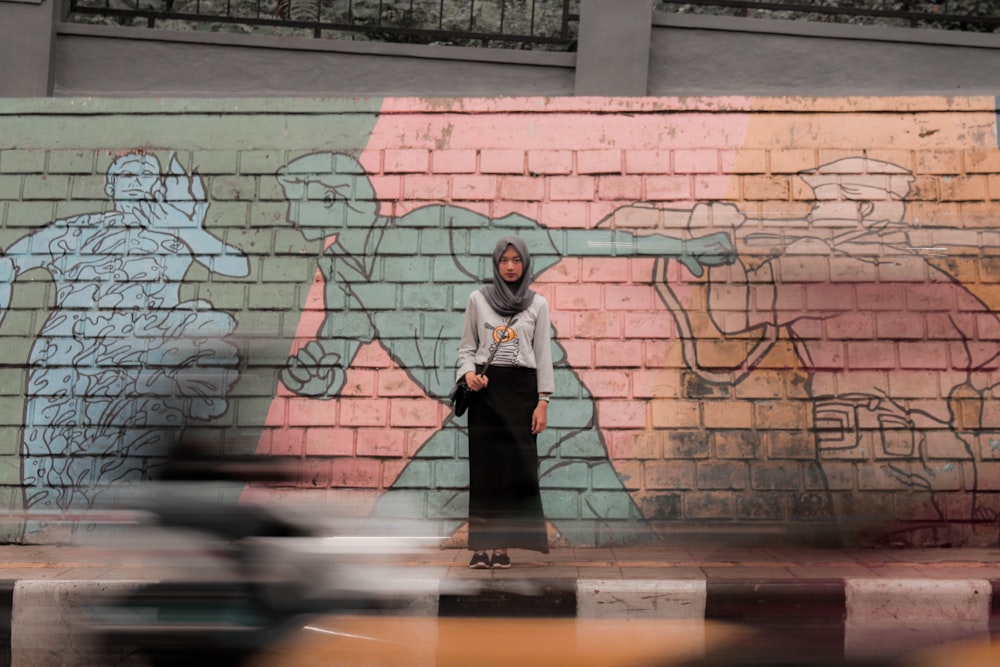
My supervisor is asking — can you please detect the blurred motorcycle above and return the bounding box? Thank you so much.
[88,439,441,667]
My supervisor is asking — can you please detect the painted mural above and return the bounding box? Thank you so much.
[1,97,998,546]
[0,152,249,535]
[659,157,1000,525]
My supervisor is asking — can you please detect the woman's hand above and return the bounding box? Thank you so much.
[464,370,488,391]
[531,402,548,434]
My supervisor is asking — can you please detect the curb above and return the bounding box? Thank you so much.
[4,577,1000,666]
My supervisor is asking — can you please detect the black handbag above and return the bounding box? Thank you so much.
[450,376,473,417]
[451,318,511,417]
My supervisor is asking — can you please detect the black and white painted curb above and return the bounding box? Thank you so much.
[3,577,999,666]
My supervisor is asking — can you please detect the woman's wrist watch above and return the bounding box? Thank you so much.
[538,396,550,403]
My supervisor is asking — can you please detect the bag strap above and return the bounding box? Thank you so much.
[480,316,513,374]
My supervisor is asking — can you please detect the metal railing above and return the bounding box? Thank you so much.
[657,0,999,32]
[63,0,998,50]
[65,0,580,49]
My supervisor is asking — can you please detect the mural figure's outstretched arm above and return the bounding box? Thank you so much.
[552,203,773,385]
[562,225,736,277]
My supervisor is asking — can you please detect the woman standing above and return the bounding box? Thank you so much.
[457,235,554,569]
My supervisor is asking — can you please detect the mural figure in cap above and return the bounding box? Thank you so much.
[663,157,1000,528]
[276,151,737,546]
[0,152,249,535]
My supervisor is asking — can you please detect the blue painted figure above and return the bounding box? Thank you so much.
[277,152,735,545]
[0,152,250,529]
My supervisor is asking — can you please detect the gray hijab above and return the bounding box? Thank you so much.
[481,235,535,316]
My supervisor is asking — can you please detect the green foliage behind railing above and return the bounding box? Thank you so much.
[657,0,999,33]
[66,0,580,49]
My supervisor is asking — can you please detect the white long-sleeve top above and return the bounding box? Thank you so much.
[456,289,555,394]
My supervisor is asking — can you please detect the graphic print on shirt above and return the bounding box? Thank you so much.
[487,320,520,367]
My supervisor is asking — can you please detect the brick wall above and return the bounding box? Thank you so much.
[0,97,998,547]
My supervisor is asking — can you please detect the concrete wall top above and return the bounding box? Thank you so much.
[1,96,997,115]
[650,14,1000,97]
[51,22,576,98]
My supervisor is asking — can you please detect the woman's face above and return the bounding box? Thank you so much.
[498,245,524,284]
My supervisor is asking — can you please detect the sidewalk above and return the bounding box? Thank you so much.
[3,542,1000,587]
[3,542,1000,666]
[4,543,1000,581]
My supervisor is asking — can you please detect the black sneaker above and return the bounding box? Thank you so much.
[490,551,511,569]
[469,551,491,569]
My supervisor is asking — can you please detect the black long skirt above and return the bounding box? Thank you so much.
[467,365,549,553]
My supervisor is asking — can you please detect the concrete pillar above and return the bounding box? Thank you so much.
[0,0,60,97]
[574,0,653,96]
